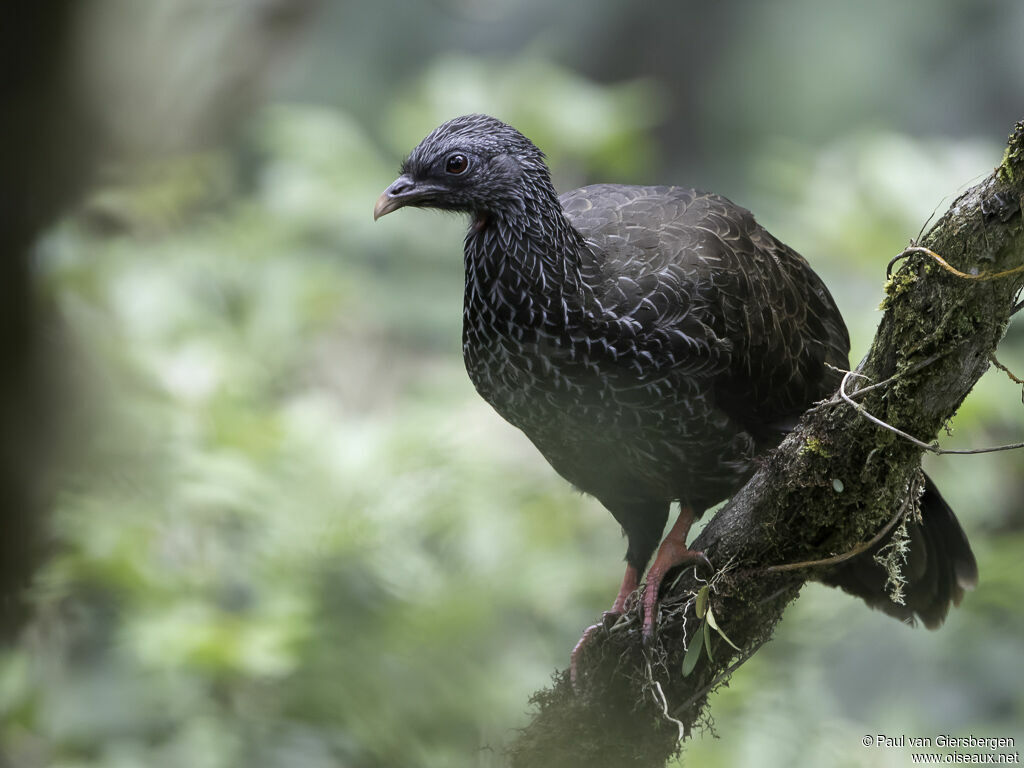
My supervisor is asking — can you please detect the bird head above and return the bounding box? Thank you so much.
[373,114,551,222]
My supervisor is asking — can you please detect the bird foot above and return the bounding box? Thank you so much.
[641,548,713,643]
[569,610,621,690]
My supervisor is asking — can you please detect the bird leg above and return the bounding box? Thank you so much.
[569,563,639,687]
[641,505,711,641]
[609,562,640,615]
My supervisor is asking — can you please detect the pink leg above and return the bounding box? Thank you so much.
[641,506,711,640]
[609,562,640,615]
[570,563,640,687]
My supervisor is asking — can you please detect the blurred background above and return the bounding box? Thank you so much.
[2,1,1023,766]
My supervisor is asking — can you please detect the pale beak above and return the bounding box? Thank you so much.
[373,174,424,221]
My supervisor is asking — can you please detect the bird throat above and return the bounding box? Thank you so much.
[463,202,587,332]
[471,213,489,233]
[461,197,594,420]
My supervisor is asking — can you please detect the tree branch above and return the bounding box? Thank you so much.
[506,119,1024,768]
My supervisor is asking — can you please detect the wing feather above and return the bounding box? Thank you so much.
[561,184,850,438]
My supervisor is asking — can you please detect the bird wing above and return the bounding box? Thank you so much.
[560,184,851,438]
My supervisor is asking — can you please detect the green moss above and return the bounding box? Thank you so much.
[800,436,832,458]
[998,143,1020,184]
[997,121,1024,182]
[880,269,917,310]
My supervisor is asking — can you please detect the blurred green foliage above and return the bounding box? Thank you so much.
[2,47,1023,768]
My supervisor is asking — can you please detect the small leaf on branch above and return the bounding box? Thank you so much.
[706,606,742,652]
[703,619,714,663]
[696,585,709,619]
[681,621,705,677]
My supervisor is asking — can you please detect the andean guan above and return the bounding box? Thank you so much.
[373,114,978,669]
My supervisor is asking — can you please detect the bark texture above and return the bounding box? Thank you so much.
[507,119,1024,768]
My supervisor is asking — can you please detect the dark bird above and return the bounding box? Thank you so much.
[374,114,977,669]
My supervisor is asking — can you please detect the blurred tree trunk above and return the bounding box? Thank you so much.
[0,0,316,638]
[0,0,90,636]
[507,120,1024,768]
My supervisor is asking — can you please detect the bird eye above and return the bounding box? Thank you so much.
[445,153,469,175]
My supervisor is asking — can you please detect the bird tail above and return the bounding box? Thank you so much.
[819,474,977,628]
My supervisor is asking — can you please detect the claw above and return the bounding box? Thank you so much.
[641,548,713,641]
[570,610,621,689]
[570,563,641,690]
[635,506,711,641]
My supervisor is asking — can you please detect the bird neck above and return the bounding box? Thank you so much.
[463,178,588,320]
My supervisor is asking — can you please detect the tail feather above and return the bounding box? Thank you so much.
[819,474,977,628]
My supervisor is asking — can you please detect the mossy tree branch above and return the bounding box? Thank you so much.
[507,119,1024,768]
